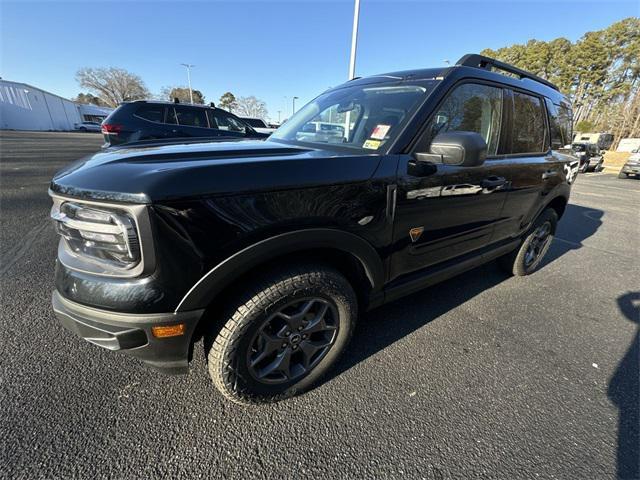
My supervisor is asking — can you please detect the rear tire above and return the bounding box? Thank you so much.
[205,263,357,405]
[499,209,557,276]
[618,171,628,179]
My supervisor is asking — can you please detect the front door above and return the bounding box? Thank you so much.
[390,82,510,282]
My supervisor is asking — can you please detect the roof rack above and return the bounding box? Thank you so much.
[456,54,559,91]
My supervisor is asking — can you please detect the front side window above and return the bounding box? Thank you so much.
[417,83,503,156]
[211,111,247,133]
[512,92,547,154]
[174,106,209,128]
[270,81,437,152]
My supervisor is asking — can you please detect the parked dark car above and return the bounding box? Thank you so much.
[50,54,574,404]
[100,100,268,147]
[618,149,640,178]
[572,142,603,172]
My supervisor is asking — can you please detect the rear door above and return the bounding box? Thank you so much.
[173,105,215,138]
[390,82,511,280]
[490,89,560,241]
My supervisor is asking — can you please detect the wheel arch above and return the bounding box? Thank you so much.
[546,194,568,220]
[175,228,385,313]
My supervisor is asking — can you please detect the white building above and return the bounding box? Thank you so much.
[0,79,113,131]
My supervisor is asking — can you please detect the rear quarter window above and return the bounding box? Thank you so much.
[545,99,573,150]
[512,92,547,154]
[134,104,165,123]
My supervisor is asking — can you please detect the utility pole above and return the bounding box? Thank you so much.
[277,110,281,123]
[180,63,195,104]
[348,0,361,80]
[292,96,299,116]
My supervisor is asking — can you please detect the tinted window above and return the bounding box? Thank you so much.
[174,106,209,128]
[512,92,547,153]
[165,107,178,125]
[419,83,503,156]
[243,118,267,128]
[545,99,572,150]
[135,104,165,123]
[211,111,246,133]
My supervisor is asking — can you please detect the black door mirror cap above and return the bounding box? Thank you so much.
[429,131,488,167]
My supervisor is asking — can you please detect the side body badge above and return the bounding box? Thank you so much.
[409,227,424,242]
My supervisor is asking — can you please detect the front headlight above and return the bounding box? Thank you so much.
[50,196,152,277]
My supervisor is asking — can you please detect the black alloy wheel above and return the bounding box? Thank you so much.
[246,298,339,384]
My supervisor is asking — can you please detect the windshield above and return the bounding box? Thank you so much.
[270,81,438,152]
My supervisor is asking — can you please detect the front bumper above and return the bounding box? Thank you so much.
[622,164,640,174]
[52,290,204,374]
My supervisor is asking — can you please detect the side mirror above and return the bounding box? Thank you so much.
[429,131,488,167]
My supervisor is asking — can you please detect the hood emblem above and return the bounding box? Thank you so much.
[409,227,424,242]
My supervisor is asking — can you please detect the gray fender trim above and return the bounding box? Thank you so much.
[175,228,385,312]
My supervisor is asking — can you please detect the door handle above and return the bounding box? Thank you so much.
[542,170,559,180]
[480,176,507,189]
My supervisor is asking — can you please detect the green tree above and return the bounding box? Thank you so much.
[161,86,205,104]
[576,120,596,132]
[481,17,640,147]
[219,92,237,112]
[74,92,107,106]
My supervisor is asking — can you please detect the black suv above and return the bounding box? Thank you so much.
[100,100,268,147]
[50,54,574,404]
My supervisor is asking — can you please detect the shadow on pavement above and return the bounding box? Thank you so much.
[327,261,508,384]
[325,203,604,383]
[539,203,603,268]
[608,292,639,480]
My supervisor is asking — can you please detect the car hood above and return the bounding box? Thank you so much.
[50,139,383,203]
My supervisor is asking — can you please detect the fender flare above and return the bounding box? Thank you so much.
[175,228,385,312]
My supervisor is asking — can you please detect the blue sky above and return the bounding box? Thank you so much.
[1,0,638,121]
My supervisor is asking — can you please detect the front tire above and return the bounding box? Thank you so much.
[206,264,357,405]
[499,209,557,276]
[618,171,628,179]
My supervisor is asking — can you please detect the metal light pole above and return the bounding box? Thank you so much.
[348,0,361,80]
[180,63,195,104]
[292,96,299,116]
[277,110,281,123]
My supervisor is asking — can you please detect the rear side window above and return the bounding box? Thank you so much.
[165,107,178,125]
[135,104,165,123]
[512,92,547,153]
[418,83,503,156]
[545,99,573,150]
[174,106,209,128]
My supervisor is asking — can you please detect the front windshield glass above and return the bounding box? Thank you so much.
[270,81,438,152]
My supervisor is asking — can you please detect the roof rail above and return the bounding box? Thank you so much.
[456,54,559,91]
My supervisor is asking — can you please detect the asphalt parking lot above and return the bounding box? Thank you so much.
[1,131,638,479]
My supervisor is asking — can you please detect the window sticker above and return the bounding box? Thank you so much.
[370,124,391,140]
[363,139,382,150]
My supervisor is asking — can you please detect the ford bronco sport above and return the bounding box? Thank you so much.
[50,54,574,404]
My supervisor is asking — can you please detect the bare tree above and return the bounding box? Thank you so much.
[76,67,150,107]
[234,95,268,118]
